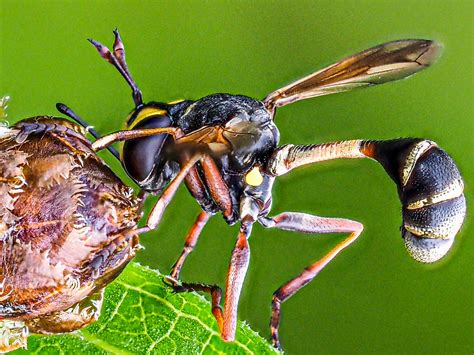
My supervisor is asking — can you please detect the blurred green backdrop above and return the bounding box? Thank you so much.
[1,1,472,354]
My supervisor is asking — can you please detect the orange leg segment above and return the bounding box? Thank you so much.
[169,211,211,280]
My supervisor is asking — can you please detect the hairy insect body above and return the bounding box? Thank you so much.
[0,117,140,352]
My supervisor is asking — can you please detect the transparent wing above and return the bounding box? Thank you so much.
[263,39,441,110]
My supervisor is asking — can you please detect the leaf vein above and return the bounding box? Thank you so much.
[77,329,134,355]
[97,289,129,333]
[116,281,254,354]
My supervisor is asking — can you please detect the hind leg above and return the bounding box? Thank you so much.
[259,212,363,349]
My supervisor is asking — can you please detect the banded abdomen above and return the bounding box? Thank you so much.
[362,139,466,262]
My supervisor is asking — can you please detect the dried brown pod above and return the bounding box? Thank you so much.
[0,116,140,352]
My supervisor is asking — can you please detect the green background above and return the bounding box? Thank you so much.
[1,1,472,354]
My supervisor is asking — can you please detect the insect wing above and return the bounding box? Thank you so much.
[263,39,441,109]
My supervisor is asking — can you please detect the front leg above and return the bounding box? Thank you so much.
[265,139,466,263]
[135,154,202,234]
[259,212,363,349]
[169,211,211,281]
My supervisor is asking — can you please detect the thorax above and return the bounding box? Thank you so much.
[123,94,279,224]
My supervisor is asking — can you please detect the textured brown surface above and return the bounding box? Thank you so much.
[0,117,140,323]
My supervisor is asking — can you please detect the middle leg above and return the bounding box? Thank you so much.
[166,220,253,342]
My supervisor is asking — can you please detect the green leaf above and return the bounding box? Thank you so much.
[13,263,278,354]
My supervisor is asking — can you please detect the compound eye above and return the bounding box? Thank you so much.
[245,166,263,186]
[122,114,172,183]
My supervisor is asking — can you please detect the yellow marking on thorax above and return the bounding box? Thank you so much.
[168,99,185,105]
[245,166,264,186]
[128,107,168,129]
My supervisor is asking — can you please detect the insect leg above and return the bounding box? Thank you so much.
[200,155,233,222]
[266,139,465,262]
[259,212,363,349]
[13,120,85,144]
[133,154,202,235]
[86,232,139,278]
[168,204,255,341]
[91,127,182,152]
[167,280,224,332]
[221,220,252,341]
[184,165,219,213]
[169,211,211,280]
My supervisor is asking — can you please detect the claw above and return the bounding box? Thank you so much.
[272,338,282,351]
[163,275,181,289]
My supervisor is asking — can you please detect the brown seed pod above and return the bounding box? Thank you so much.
[0,116,140,352]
